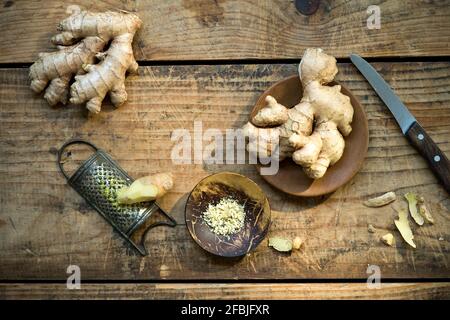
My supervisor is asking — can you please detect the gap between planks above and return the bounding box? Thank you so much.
[0,282,449,299]
[1,56,450,69]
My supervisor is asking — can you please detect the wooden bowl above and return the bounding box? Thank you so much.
[252,75,369,197]
[185,172,271,257]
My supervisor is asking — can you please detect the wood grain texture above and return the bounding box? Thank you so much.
[0,282,449,300]
[1,0,450,63]
[0,62,449,281]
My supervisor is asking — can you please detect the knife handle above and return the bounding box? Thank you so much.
[406,122,450,193]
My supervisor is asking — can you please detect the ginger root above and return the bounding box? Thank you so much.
[243,48,353,179]
[117,173,173,204]
[29,7,142,113]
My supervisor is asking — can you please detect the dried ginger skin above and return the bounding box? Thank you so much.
[29,9,142,113]
[417,196,434,224]
[394,209,416,248]
[367,224,376,233]
[243,48,353,179]
[404,192,424,226]
[363,191,397,207]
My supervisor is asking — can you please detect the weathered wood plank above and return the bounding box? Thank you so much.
[0,63,449,280]
[1,283,449,300]
[0,0,449,63]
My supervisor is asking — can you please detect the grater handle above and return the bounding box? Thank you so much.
[57,139,99,180]
[135,204,178,255]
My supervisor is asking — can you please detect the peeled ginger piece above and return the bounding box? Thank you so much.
[381,233,395,247]
[117,173,173,204]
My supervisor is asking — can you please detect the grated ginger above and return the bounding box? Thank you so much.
[203,198,246,237]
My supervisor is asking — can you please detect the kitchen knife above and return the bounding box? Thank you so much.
[350,54,450,193]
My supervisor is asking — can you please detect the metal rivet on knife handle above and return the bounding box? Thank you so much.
[405,122,450,193]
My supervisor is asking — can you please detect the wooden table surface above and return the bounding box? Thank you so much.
[0,0,449,300]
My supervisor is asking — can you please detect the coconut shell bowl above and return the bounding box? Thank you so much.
[185,172,271,257]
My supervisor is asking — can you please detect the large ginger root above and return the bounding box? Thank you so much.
[243,48,354,179]
[29,7,142,113]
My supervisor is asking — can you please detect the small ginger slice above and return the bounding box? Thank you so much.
[117,173,173,204]
[363,192,396,207]
[381,233,395,247]
[292,237,303,250]
[368,224,376,233]
[394,209,416,248]
[417,196,434,224]
[404,192,424,226]
[268,237,293,252]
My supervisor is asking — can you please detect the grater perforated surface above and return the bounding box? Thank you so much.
[69,152,153,235]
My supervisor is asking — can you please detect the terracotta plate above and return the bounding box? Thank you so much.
[252,75,369,197]
[185,172,271,257]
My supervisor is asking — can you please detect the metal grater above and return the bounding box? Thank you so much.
[57,139,177,255]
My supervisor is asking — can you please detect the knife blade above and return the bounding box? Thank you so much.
[350,54,450,193]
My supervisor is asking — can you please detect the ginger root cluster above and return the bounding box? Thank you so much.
[243,48,354,179]
[29,8,142,113]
